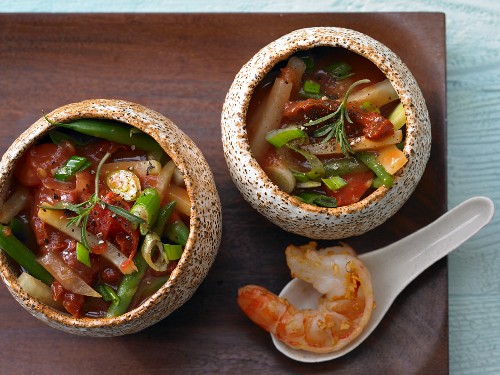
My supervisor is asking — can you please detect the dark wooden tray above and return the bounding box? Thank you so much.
[0,13,447,374]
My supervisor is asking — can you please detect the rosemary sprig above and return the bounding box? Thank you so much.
[304,79,370,156]
[39,152,145,250]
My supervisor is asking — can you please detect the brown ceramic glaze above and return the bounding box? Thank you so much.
[0,99,222,336]
[221,27,431,239]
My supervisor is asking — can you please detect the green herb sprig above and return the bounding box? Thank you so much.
[40,152,145,250]
[304,79,370,156]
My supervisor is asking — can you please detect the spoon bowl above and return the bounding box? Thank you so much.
[273,196,495,362]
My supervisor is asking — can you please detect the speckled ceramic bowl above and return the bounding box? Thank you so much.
[0,99,222,336]
[221,27,431,239]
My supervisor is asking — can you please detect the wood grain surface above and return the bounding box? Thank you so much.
[0,13,446,374]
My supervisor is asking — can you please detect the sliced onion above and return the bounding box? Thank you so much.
[0,186,30,224]
[141,232,169,272]
[38,252,101,297]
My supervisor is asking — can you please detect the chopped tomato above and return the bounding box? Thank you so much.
[87,191,139,258]
[324,171,374,206]
[348,107,394,140]
[51,281,85,318]
[79,140,124,167]
[15,141,76,187]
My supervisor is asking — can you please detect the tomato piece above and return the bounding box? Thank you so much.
[51,280,85,317]
[324,171,374,207]
[348,108,394,140]
[86,191,139,258]
[15,141,76,187]
[79,140,124,166]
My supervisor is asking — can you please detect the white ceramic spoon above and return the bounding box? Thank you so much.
[273,196,495,362]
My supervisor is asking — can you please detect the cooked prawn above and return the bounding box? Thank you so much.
[237,242,374,353]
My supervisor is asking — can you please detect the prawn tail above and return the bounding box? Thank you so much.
[237,285,290,334]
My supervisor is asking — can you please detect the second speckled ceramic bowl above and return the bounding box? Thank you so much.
[221,27,431,239]
[0,99,222,336]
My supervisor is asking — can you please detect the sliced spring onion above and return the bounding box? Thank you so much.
[387,102,406,130]
[166,220,189,247]
[105,169,141,201]
[265,163,296,193]
[326,62,355,80]
[322,176,347,191]
[295,192,338,208]
[296,181,322,189]
[303,80,321,94]
[265,126,306,148]
[141,232,169,272]
[76,242,91,267]
[357,152,393,188]
[164,244,183,261]
[130,188,161,235]
[54,156,91,182]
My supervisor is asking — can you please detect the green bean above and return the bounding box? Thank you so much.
[323,157,369,177]
[357,152,393,188]
[52,119,164,154]
[152,201,176,236]
[106,252,148,317]
[0,224,54,286]
[130,188,161,235]
[166,220,189,246]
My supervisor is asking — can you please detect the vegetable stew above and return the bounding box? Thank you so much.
[247,47,407,208]
[0,119,190,318]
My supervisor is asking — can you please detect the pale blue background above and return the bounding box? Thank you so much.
[1,1,499,373]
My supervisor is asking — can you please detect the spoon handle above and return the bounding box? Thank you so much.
[359,196,494,297]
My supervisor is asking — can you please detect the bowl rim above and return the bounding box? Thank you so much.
[0,98,221,332]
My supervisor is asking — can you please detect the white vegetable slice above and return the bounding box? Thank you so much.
[0,186,30,224]
[18,272,60,308]
[38,252,101,298]
[347,78,399,108]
